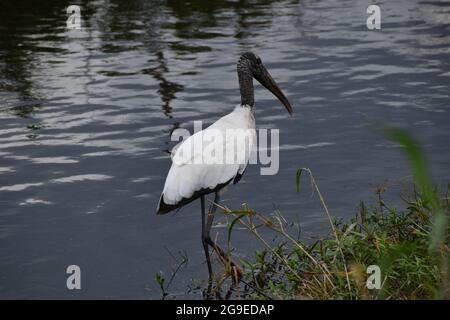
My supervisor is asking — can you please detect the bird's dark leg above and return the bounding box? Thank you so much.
[205,192,220,237]
[205,192,244,285]
[201,195,213,295]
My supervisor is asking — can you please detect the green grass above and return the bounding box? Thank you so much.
[225,185,448,299]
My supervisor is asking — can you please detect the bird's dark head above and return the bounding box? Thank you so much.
[237,52,263,75]
[237,52,293,115]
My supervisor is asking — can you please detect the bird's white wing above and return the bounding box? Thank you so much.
[159,108,256,209]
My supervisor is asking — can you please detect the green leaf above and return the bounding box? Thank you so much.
[227,213,247,248]
[296,168,303,193]
[384,128,447,252]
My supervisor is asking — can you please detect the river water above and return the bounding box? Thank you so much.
[0,0,449,298]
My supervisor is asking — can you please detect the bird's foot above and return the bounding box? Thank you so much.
[207,239,244,285]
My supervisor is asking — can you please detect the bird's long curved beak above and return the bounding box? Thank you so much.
[255,66,293,115]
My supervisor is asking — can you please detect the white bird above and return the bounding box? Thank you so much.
[156,52,293,285]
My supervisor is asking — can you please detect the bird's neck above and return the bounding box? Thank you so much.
[238,64,254,107]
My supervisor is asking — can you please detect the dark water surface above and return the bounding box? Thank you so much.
[0,0,449,298]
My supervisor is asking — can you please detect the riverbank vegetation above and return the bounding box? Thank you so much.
[221,182,448,299]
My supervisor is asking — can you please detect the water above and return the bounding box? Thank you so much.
[0,0,449,299]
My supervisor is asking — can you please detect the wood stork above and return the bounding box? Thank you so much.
[157,52,293,285]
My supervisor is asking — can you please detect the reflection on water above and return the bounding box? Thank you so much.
[0,0,449,298]
[142,51,184,117]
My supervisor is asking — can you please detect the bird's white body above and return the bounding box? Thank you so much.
[159,105,256,208]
